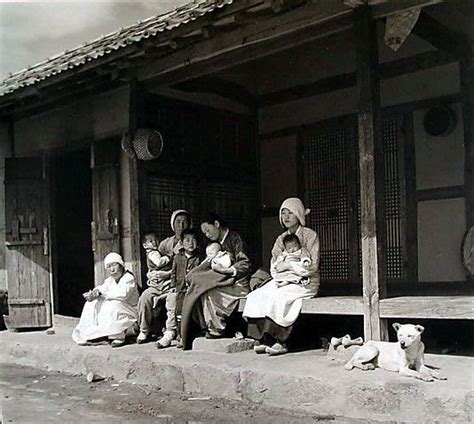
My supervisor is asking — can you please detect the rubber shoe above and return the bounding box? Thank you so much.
[156,331,175,349]
[205,331,224,339]
[111,339,126,348]
[253,344,268,354]
[265,342,288,356]
[136,332,148,344]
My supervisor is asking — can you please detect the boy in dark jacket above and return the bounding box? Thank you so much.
[160,229,201,349]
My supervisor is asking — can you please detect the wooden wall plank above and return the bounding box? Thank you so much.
[379,296,474,320]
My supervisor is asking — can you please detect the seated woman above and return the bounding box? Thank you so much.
[137,209,192,346]
[72,252,139,347]
[181,213,251,349]
[243,197,320,356]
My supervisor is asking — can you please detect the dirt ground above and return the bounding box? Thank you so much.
[0,364,369,424]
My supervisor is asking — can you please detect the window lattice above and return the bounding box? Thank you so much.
[147,175,199,237]
[383,118,405,280]
[303,116,407,283]
[305,127,352,280]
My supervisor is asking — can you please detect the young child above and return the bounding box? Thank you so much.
[271,233,311,287]
[142,233,171,292]
[205,242,232,270]
[169,229,201,349]
[136,233,173,344]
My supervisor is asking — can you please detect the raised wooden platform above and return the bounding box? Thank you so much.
[238,295,474,320]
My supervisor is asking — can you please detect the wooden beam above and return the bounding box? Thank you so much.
[379,296,474,320]
[138,2,353,87]
[259,50,454,107]
[355,6,388,342]
[460,44,474,283]
[416,185,465,202]
[371,0,444,18]
[403,112,418,282]
[174,76,257,110]
[412,11,466,58]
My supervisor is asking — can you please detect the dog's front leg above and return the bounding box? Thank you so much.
[399,366,434,382]
[419,364,447,381]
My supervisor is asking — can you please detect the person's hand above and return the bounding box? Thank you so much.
[147,270,169,280]
[275,261,290,272]
[211,263,233,275]
[83,290,100,302]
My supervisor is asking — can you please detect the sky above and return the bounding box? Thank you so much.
[0,0,189,79]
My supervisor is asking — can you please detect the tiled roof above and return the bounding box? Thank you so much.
[0,0,234,96]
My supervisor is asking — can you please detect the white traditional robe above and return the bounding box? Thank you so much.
[243,226,320,327]
[72,271,139,344]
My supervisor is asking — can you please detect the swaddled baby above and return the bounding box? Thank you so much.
[206,242,232,270]
[271,233,311,287]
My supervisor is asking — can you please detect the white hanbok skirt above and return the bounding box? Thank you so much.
[243,280,316,327]
[72,299,137,344]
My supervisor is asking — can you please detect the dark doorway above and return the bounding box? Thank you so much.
[54,149,93,317]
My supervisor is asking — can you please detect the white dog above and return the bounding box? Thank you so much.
[345,323,446,382]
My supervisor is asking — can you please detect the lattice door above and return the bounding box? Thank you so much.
[302,119,360,282]
[146,176,257,259]
[302,115,409,283]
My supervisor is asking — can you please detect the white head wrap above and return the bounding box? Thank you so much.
[103,252,125,268]
[279,197,311,227]
[170,209,192,232]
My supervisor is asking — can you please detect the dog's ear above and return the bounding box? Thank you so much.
[392,322,401,332]
[415,325,425,334]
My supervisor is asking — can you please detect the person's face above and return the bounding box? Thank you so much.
[106,262,124,280]
[142,237,158,250]
[201,222,220,241]
[174,214,190,238]
[206,243,221,259]
[284,240,300,254]
[281,208,299,229]
[182,234,197,254]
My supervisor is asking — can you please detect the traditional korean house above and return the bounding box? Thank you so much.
[0,0,472,341]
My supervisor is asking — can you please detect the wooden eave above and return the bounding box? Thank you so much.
[1,0,464,120]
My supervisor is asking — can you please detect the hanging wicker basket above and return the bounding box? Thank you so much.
[121,128,164,160]
[132,128,164,161]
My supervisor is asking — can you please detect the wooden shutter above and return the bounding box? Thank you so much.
[4,157,52,328]
[91,140,121,285]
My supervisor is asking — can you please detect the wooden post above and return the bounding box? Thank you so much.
[128,80,145,287]
[355,6,388,341]
[460,44,474,282]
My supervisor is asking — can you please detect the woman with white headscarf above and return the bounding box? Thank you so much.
[243,198,320,355]
[137,209,192,346]
[72,252,139,347]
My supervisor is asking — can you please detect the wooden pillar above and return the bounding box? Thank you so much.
[128,80,145,287]
[460,44,474,282]
[355,6,388,341]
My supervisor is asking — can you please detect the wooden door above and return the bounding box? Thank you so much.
[5,157,52,329]
[91,140,121,285]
